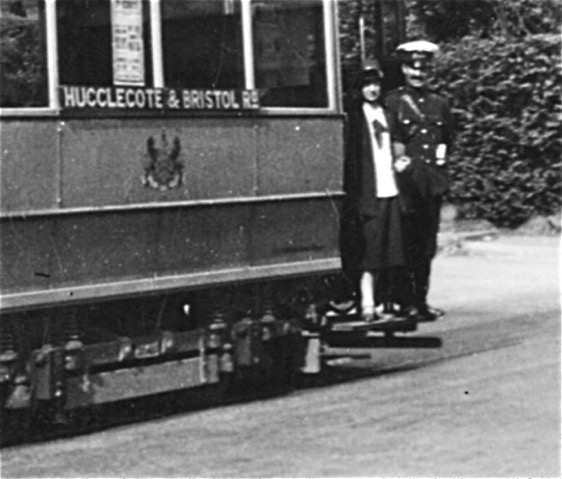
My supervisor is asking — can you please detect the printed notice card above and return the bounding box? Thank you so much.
[111,0,145,86]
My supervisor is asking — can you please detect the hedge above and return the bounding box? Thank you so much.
[0,16,47,108]
[432,33,561,228]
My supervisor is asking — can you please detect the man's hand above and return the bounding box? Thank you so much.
[394,155,411,173]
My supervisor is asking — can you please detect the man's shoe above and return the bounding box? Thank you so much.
[428,305,445,317]
[400,305,420,321]
[417,304,444,322]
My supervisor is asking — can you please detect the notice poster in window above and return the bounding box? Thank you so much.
[254,6,315,89]
[111,0,145,86]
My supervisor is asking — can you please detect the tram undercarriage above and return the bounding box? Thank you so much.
[0,274,440,445]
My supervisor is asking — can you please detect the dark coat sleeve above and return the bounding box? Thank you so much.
[344,99,378,218]
[340,98,380,276]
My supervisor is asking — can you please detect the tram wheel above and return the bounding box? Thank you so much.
[0,382,37,446]
[263,335,299,393]
[0,406,34,447]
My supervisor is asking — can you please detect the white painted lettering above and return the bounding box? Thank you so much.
[145,89,155,108]
[190,90,201,108]
[135,89,146,108]
[107,88,117,108]
[242,91,251,109]
[62,86,75,107]
[154,89,163,109]
[250,90,259,109]
[125,89,136,108]
[75,87,87,108]
[115,88,126,108]
[86,87,97,107]
[231,90,240,109]
[60,86,258,110]
[167,89,180,109]
[205,91,214,109]
[96,88,107,107]
[182,90,191,109]
[211,90,221,108]
[220,91,231,109]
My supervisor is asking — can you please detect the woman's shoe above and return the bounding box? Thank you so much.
[361,307,379,323]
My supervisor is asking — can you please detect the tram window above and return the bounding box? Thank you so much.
[161,0,244,89]
[0,0,48,107]
[252,0,327,108]
[57,0,152,87]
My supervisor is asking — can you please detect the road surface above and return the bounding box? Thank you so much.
[1,235,560,477]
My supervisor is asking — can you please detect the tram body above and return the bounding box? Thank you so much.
[0,0,417,439]
[1,0,343,310]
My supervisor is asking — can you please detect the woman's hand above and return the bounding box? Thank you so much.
[394,155,411,173]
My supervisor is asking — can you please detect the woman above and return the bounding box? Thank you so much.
[345,60,407,322]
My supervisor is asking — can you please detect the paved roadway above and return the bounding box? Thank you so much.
[1,235,560,477]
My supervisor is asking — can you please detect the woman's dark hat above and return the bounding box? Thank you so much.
[358,59,384,86]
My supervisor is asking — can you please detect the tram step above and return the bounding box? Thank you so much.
[325,334,443,349]
[329,316,418,333]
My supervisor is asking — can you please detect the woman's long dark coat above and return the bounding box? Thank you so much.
[340,95,381,278]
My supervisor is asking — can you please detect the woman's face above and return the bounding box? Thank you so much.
[361,80,381,103]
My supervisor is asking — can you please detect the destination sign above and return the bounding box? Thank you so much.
[60,86,260,111]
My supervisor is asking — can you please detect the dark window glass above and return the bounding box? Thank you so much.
[252,0,327,108]
[161,0,244,89]
[0,0,48,107]
[57,0,152,87]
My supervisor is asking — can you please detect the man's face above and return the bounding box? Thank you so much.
[361,79,381,103]
[402,59,431,89]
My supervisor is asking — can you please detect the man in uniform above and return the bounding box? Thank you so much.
[385,40,454,322]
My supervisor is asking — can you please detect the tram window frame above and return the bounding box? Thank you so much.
[0,0,52,112]
[252,0,328,109]
[57,0,153,89]
[160,0,245,91]
[0,0,340,116]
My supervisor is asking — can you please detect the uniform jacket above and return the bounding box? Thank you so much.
[385,86,453,200]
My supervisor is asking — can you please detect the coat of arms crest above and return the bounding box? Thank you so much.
[142,132,184,191]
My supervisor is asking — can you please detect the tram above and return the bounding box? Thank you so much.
[0,0,437,442]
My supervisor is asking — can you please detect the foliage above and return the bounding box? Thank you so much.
[338,0,405,98]
[433,33,562,227]
[338,0,377,91]
[338,0,363,70]
[407,0,562,41]
[0,15,47,107]
[338,0,562,228]
[406,0,496,41]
